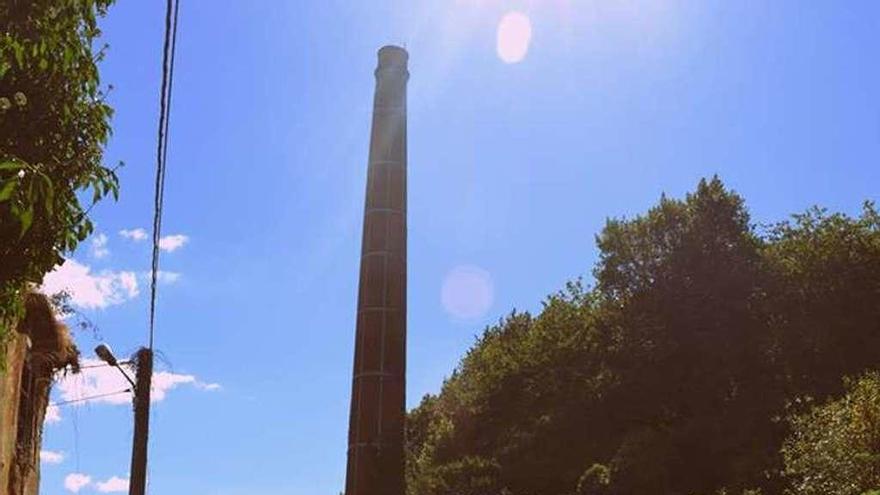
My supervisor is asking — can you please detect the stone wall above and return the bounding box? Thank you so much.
[0,333,29,494]
[0,293,79,495]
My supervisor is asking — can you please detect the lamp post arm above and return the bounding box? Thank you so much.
[115,365,137,390]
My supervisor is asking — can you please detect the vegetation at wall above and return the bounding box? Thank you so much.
[0,0,118,345]
[406,178,880,495]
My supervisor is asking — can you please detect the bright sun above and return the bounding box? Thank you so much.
[496,11,532,64]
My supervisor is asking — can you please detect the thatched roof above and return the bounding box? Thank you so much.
[16,293,79,372]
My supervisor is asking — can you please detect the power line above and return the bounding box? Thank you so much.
[49,389,132,408]
[72,360,132,370]
[135,4,180,491]
[148,0,181,350]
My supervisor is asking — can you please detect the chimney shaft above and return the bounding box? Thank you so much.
[345,45,409,495]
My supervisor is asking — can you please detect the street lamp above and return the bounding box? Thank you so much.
[94,344,136,390]
[95,343,152,495]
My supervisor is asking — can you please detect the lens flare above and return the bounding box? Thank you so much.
[496,11,532,64]
[441,265,494,320]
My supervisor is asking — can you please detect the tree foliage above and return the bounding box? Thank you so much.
[0,0,118,340]
[782,372,880,495]
[407,177,880,495]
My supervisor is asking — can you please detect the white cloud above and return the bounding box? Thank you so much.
[45,405,61,424]
[196,382,222,391]
[40,450,65,464]
[158,234,188,252]
[55,358,135,406]
[150,371,197,401]
[119,228,147,241]
[143,270,181,285]
[157,270,181,284]
[90,233,109,259]
[95,476,129,493]
[54,358,219,409]
[40,259,139,309]
[64,473,91,493]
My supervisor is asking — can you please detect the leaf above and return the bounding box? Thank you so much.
[92,186,101,203]
[26,176,35,202]
[40,173,55,214]
[13,43,24,67]
[0,179,16,201]
[18,207,33,236]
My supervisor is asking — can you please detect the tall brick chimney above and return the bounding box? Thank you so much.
[345,45,409,495]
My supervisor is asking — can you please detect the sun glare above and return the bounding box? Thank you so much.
[441,265,494,320]
[496,11,532,64]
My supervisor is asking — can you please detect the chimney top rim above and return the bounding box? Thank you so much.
[377,45,408,68]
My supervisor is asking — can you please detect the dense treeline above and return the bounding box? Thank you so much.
[406,178,880,495]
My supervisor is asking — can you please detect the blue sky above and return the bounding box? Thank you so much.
[38,1,879,494]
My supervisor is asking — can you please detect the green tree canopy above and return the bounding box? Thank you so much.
[0,0,118,339]
[407,177,880,495]
[782,372,880,495]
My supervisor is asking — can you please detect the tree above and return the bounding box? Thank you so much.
[405,177,880,495]
[782,372,880,495]
[764,203,880,399]
[592,178,781,493]
[0,0,118,343]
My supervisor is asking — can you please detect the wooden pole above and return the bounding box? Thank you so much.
[129,348,153,495]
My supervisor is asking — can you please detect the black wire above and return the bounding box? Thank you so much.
[71,360,132,370]
[148,0,181,350]
[49,389,132,408]
[161,0,180,191]
[71,363,111,370]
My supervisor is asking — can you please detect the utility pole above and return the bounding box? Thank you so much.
[129,347,153,495]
